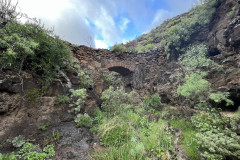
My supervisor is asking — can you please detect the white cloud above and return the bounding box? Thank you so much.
[12,0,195,47]
[16,0,73,20]
[151,9,172,28]
[119,17,130,33]
[95,39,109,49]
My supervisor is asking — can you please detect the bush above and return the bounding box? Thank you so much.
[0,152,17,160]
[143,94,162,110]
[101,86,132,117]
[191,112,240,159]
[0,0,22,27]
[178,44,214,74]
[38,122,51,131]
[110,44,126,56]
[209,92,234,106]
[17,142,55,160]
[78,69,94,88]
[12,135,25,148]
[177,72,210,101]
[103,71,121,86]
[91,144,137,160]
[0,20,71,86]
[145,43,156,51]
[26,88,41,103]
[74,113,93,128]
[70,88,87,113]
[54,95,70,105]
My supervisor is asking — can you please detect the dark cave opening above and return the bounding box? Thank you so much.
[208,48,221,57]
[211,90,240,111]
[125,84,132,93]
[108,66,132,76]
[227,90,240,111]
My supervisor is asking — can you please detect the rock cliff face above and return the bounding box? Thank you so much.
[0,70,98,159]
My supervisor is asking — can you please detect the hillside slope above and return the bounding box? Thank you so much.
[124,0,240,60]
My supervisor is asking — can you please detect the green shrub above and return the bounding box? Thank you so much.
[177,72,210,101]
[74,113,93,128]
[143,94,162,110]
[26,88,41,103]
[38,122,51,131]
[70,88,87,113]
[101,86,132,117]
[78,69,94,88]
[0,152,17,160]
[12,135,25,148]
[0,20,71,86]
[178,44,214,74]
[54,95,70,105]
[209,92,234,106]
[191,112,240,160]
[44,131,61,144]
[91,108,105,132]
[227,6,236,16]
[17,142,55,160]
[126,47,137,53]
[103,71,121,86]
[145,43,156,51]
[110,44,126,56]
[136,44,145,53]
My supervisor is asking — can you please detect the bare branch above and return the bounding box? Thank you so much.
[85,36,94,48]
[0,0,22,27]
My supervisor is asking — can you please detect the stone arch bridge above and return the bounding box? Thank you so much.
[71,45,164,90]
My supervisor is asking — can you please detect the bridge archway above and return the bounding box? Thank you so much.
[105,62,133,76]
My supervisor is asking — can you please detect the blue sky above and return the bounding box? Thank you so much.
[16,0,195,49]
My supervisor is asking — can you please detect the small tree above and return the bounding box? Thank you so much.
[0,0,22,27]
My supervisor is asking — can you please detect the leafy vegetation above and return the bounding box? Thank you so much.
[110,44,126,55]
[178,44,216,74]
[38,122,51,131]
[70,88,87,113]
[26,88,41,103]
[227,6,236,16]
[17,142,55,160]
[124,0,222,57]
[142,93,162,110]
[54,95,70,105]
[100,86,132,117]
[192,112,240,159]
[103,71,122,86]
[177,44,233,109]
[44,131,61,144]
[0,142,55,160]
[0,152,17,160]
[12,135,26,148]
[77,69,94,88]
[0,14,71,86]
[90,87,177,159]
[74,113,93,128]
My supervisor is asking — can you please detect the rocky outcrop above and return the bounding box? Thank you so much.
[0,70,98,159]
